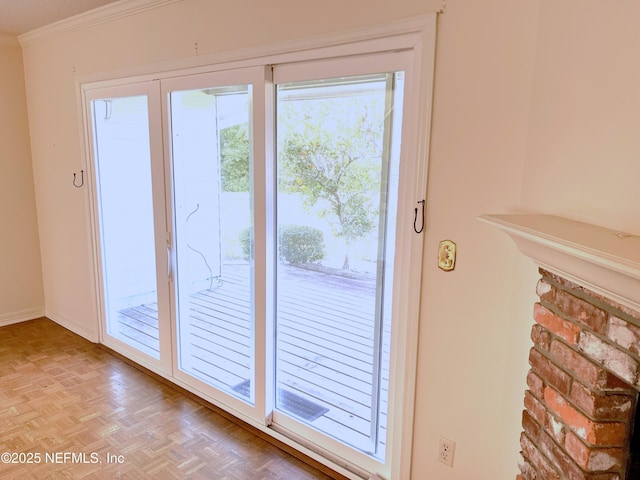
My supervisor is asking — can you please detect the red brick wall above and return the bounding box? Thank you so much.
[518,269,640,479]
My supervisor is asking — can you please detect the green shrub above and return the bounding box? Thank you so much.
[279,225,325,265]
[239,225,325,264]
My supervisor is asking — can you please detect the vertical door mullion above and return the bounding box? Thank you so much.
[368,72,396,450]
[251,66,275,424]
[148,80,174,375]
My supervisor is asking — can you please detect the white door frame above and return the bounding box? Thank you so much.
[79,14,436,479]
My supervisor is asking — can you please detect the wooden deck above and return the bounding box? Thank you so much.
[115,263,389,456]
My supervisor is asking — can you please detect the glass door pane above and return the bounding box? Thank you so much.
[275,72,404,458]
[169,85,255,402]
[92,95,161,359]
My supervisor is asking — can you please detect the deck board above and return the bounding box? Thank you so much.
[116,263,388,457]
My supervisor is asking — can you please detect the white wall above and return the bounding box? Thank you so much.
[0,41,44,325]
[415,4,640,477]
[415,1,541,478]
[522,0,640,235]
[22,0,640,478]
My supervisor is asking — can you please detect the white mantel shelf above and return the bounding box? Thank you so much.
[478,214,640,314]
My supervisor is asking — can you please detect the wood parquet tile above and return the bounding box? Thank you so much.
[0,318,343,480]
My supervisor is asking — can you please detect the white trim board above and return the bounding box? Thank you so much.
[0,34,19,47]
[479,214,640,314]
[18,0,182,47]
[0,307,46,327]
[45,308,99,342]
[75,14,435,88]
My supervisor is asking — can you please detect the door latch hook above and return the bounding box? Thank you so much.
[414,199,425,234]
[73,170,84,188]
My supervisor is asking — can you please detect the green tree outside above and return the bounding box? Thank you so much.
[220,123,250,192]
[277,97,384,270]
[219,92,387,271]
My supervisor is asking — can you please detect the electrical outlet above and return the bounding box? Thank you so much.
[438,437,456,467]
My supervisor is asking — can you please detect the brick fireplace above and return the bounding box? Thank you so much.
[479,214,640,480]
[520,268,640,479]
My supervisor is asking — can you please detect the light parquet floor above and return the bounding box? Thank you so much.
[0,318,344,480]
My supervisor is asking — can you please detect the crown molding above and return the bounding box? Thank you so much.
[479,214,640,313]
[0,34,19,47]
[18,0,182,47]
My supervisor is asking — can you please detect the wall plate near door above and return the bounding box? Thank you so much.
[438,240,456,271]
[438,436,456,467]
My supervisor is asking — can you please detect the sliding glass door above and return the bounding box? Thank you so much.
[170,84,254,400]
[89,69,267,420]
[272,55,408,465]
[85,46,423,478]
[162,68,266,418]
[88,82,171,371]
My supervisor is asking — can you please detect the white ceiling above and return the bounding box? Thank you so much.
[0,0,121,36]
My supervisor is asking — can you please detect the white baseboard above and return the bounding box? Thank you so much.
[45,308,99,342]
[0,307,45,327]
